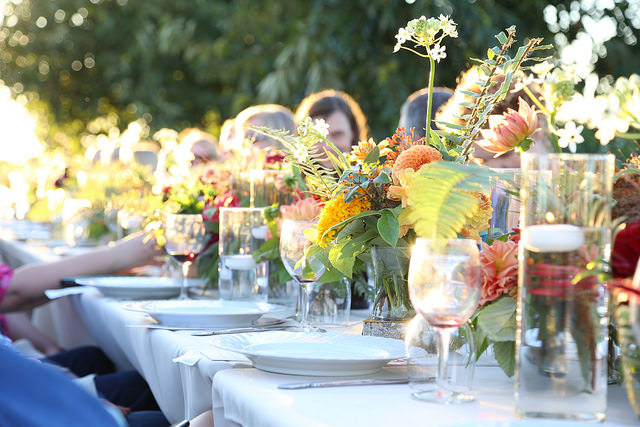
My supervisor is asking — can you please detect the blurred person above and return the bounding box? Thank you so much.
[294,89,368,154]
[177,128,221,167]
[0,233,169,426]
[132,141,161,169]
[219,118,236,152]
[437,67,551,168]
[398,87,454,139]
[233,104,296,151]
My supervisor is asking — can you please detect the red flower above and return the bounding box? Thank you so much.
[265,152,287,165]
[612,220,640,278]
[203,192,240,223]
[162,186,172,194]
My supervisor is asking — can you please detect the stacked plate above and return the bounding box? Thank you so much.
[72,276,203,299]
[123,299,286,329]
[211,331,406,376]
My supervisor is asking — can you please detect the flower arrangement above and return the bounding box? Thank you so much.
[254,16,546,323]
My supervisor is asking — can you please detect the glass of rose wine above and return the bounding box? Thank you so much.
[408,238,481,404]
[164,214,207,300]
[279,219,326,332]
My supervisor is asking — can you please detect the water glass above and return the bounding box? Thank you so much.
[405,315,475,394]
[218,207,269,302]
[516,153,614,421]
[307,278,351,326]
[249,169,295,208]
[488,168,521,239]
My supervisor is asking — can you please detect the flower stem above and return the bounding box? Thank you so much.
[425,57,436,143]
[522,85,551,116]
[615,132,640,140]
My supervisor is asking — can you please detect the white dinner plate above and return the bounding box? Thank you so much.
[74,276,202,299]
[211,331,406,376]
[123,299,285,328]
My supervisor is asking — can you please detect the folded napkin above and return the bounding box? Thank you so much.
[173,349,249,366]
[45,287,87,299]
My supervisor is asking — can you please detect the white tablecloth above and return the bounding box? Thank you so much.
[3,233,637,426]
[211,367,637,427]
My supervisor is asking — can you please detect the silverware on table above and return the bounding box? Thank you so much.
[190,326,293,336]
[278,378,409,389]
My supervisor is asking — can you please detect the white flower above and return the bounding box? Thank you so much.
[556,121,584,153]
[395,28,410,45]
[297,117,313,137]
[393,43,401,53]
[313,118,329,138]
[428,44,447,62]
[531,61,554,79]
[595,118,629,145]
[291,141,309,164]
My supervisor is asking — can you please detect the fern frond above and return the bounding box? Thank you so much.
[402,161,493,239]
[250,125,340,198]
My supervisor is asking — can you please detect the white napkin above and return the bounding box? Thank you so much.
[173,349,249,366]
[45,287,87,299]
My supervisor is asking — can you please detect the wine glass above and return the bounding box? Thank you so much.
[164,214,207,300]
[279,219,326,331]
[408,238,481,404]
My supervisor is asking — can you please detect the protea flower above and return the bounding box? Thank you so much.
[479,239,519,306]
[477,98,538,154]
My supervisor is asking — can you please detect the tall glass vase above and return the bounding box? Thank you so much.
[370,246,413,320]
[516,153,615,421]
[363,246,414,339]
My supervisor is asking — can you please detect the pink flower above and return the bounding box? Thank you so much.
[477,98,538,155]
[479,239,519,306]
[280,197,322,221]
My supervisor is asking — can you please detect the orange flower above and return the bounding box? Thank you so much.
[477,98,538,154]
[479,240,519,306]
[460,191,492,241]
[391,145,442,185]
[350,138,378,163]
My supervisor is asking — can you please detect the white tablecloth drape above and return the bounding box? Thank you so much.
[211,367,637,427]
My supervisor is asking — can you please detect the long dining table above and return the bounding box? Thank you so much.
[0,233,636,426]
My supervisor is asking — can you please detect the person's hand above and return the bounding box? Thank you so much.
[111,232,164,271]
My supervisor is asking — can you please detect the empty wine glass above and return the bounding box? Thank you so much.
[408,238,481,404]
[279,219,326,332]
[164,214,207,299]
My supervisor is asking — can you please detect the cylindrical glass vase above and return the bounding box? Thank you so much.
[370,246,414,321]
[516,153,615,421]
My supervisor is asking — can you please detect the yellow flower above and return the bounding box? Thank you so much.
[316,196,371,247]
[460,191,493,241]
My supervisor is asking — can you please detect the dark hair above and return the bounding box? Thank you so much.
[294,89,368,146]
[398,87,454,139]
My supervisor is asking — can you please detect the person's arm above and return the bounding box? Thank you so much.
[4,312,62,356]
[1,232,161,313]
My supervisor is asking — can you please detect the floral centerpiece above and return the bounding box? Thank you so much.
[254,16,545,334]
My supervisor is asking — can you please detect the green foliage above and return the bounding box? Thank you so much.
[2,0,637,146]
[473,296,517,377]
[402,161,493,239]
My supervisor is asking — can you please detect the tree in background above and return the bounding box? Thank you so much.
[0,0,638,150]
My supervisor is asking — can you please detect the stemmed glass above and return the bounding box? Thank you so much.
[164,214,207,300]
[279,219,326,331]
[408,238,481,404]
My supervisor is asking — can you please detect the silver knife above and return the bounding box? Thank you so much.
[191,326,291,336]
[278,378,409,389]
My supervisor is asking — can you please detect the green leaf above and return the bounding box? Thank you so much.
[403,161,493,239]
[363,145,380,166]
[476,297,517,342]
[372,170,391,184]
[493,341,516,377]
[377,209,400,247]
[329,240,355,278]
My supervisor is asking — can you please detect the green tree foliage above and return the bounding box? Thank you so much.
[0,0,638,145]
